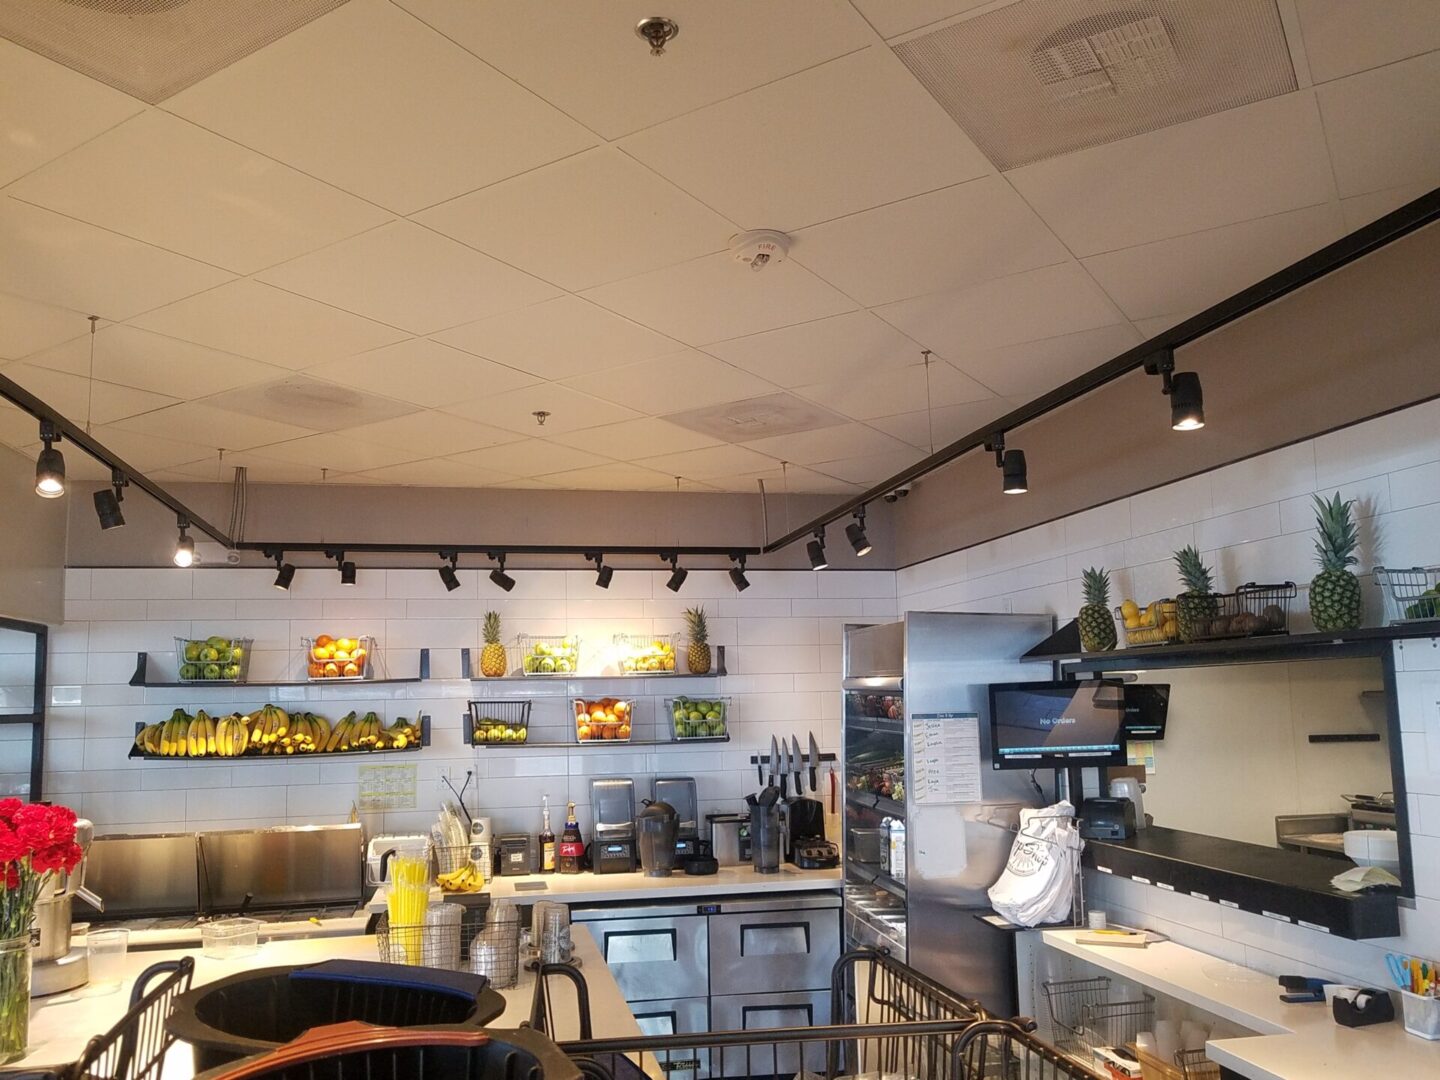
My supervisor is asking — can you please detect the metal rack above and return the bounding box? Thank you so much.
[1041,975,1155,1058]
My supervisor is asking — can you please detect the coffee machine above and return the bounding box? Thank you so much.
[32,818,102,997]
[590,778,638,874]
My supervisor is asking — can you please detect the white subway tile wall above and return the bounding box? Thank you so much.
[897,398,1440,986]
[32,567,895,844]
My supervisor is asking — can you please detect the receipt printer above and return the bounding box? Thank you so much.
[1079,797,1137,840]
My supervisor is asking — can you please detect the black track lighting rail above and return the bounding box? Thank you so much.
[248,542,759,559]
[758,184,1440,554]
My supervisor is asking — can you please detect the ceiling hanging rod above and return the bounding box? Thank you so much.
[249,542,760,559]
[759,184,1440,555]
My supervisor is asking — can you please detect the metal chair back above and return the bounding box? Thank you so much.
[63,957,195,1080]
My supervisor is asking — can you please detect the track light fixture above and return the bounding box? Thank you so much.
[845,508,872,557]
[488,552,516,593]
[35,419,65,498]
[985,435,1028,495]
[589,553,613,590]
[272,552,295,592]
[1143,347,1205,431]
[806,529,829,571]
[326,550,356,586]
[729,555,751,593]
[438,550,461,592]
[664,554,688,593]
[173,517,195,567]
[93,468,127,529]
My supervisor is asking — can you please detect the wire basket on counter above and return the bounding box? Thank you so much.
[467,699,531,745]
[376,908,465,970]
[468,901,521,989]
[176,637,253,683]
[515,634,580,677]
[1042,976,1154,1057]
[1189,582,1296,641]
[1374,565,1440,624]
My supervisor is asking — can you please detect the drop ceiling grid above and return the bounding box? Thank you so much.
[1,2,1438,491]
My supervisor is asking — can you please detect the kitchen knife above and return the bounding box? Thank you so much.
[807,732,820,793]
[791,735,805,797]
[779,737,790,799]
[770,735,782,798]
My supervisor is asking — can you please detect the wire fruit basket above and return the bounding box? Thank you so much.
[303,635,375,680]
[1374,565,1440,624]
[1190,582,1296,640]
[176,637,252,683]
[666,695,730,741]
[467,700,531,745]
[1042,976,1155,1057]
[614,633,678,674]
[517,634,580,676]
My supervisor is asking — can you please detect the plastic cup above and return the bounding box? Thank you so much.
[87,928,130,995]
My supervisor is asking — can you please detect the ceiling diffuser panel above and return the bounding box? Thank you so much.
[894,0,1297,169]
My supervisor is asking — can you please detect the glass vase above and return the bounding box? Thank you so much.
[0,936,31,1064]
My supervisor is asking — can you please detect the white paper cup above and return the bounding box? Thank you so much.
[1087,910,1108,929]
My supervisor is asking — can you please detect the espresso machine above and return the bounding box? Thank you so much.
[590,778,638,874]
[33,818,103,997]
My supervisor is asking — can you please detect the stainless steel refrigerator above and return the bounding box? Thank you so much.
[842,611,1053,1012]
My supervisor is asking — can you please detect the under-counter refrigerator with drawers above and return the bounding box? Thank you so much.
[842,611,1053,1012]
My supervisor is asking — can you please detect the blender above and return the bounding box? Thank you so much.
[32,818,103,997]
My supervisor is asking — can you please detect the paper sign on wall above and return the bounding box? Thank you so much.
[358,763,418,811]
[910,712,982,804]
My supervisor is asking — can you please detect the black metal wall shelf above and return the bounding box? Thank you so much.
[129,649,430,687]
[127,714,431,761]
[459,648,720,682]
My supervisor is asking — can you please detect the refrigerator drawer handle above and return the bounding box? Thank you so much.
[740,921,810,957]
[603,928,678,964]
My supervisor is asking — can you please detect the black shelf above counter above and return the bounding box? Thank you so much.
[129,650,430,688]
[1084,825,1399,940]
[1023,618,1440,671]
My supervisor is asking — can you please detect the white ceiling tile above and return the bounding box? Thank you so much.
[850,0,999,40]
[241,432,424,473]
[417,147,732,292]
[395,0,874,139]
[562,351,777,415]
[950,324,1143,399]
[705,311,920,389]
[794,358,994,421]
[708,466,859,494]
[0,197,233,320]
[632,443,779,479]
[25,323,289,399]
[1006,92,1335,256]
[582,253,855,346]
[1316,50,1440,197]
[1295,0,1440,83]
[0,38,142,188]
[867,397,1015,450]
[620,47,992,231]
[0,399,37,450]
[742,422,913,465]
[435,295,679,382]
[154,452,329,486]
[340,410,518,457]
[877,263,1126,358]
[532,462,682,492]
[0,292,89,360]
[442,383,641,437]
[1082,204,1346,321]
[792,177,1070,306]
[256,221,560,335]
[8,110,390,274]
[807,451,921,485]
[1,363,177,425]
[348,457,511,488]
[128,279,408,369]
[1340,183,1434,232]
[204,375,420,433]
[84,425,214,471]
[449,438,611,477]
[546,417,723,461]
[166,0,595,214]
[307,338,539,409]
[110,401,312,449]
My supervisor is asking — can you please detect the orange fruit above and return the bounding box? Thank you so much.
[308,661,323,678]
[323,661,339,677]
[600,725,614,740]
[577,723,591,740]
[315,635,334,647]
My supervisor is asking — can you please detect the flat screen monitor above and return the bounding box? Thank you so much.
[1122,683,1170,739]
[988,680,1127,769]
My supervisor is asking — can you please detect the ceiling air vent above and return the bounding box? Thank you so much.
[664,393,848,444]
[893,0,1296,169]
[0,0,349,103]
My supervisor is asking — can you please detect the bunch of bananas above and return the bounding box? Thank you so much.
[249,704,290,747]
[323,712,419,752]
[437,863,485,893]
[135,706,423,759]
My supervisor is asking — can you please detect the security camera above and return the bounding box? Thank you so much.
[883,485,912,503]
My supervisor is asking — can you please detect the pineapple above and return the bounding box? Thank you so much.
[1078,568,1117,652]
[1308,492,1363,631]
[1174,545,1218,643]
[480,611,507,678]
[684,606,712,675]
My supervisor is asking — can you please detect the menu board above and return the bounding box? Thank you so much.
[910,712,982,804]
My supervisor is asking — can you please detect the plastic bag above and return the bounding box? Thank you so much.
[987,800,1084,927]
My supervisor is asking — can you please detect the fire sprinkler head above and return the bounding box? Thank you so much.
[636,16,679,56]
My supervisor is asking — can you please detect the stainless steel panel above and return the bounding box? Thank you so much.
[591,778,637,840]
[710,906,840,996]
[590,914,708,1002]
[628,995,710,1080]
[710,990,830,1075]
[86,833,198,917]
[653,777,698,838]
[198,823,362,913]
[843,620,903,680]
[709,892,840,915]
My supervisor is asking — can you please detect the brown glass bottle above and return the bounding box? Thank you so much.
[538,796,556,874]
[558,800,583,874]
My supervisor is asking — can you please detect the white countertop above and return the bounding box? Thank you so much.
[124,912,373,949]
[1041,929,1439,1080]
[21,926,640,1077]
[366,864,842,912]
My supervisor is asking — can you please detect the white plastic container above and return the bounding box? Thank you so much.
[888,819,906,883]
[1401,990,1440,1040]
[201,917,261,960]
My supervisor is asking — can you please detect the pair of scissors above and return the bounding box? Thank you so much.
[1386,953,1411,991]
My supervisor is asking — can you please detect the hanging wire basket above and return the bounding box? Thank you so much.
[467,700,531,745]
[1374,565,1440,624]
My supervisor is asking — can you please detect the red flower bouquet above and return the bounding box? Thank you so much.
[0,799,84,941]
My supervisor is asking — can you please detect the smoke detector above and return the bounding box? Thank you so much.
[730,230,791,273]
